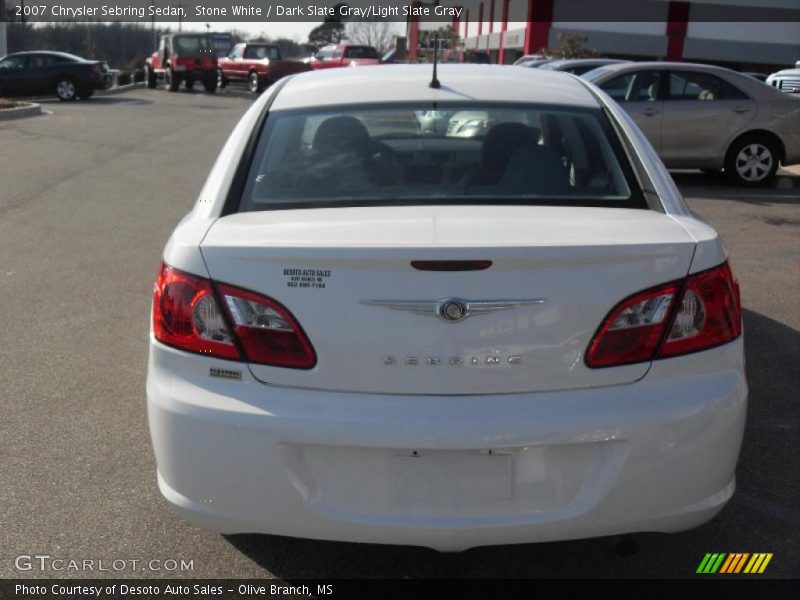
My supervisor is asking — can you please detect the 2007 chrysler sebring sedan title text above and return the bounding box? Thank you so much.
[147,65,747,551]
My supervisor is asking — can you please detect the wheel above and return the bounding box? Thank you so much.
[166,67,180,92]
[55,78,78,101]
[203,75,218,94]
[79,90,94,100]
[217,69,227,89]
[725,135,779,186]
[144,65,157,89]
[249,71,264,94]
[184,78,194,90]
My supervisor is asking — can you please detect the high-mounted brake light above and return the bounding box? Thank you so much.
[152,263,316,369]
[586,262,741,368]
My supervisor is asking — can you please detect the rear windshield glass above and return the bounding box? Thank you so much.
[174,36,213,54]
[344,46,379,59]
[237,103,645,212]
[245,46,281,60]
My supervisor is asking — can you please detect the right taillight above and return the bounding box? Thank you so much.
[586,261,742,368]
[658,261,741,359]
[152,263,316,369]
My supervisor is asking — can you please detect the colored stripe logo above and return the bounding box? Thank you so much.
[697,553,773,574]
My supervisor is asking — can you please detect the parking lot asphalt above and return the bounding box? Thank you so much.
[1,89,798,580]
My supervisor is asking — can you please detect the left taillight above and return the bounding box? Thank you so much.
[152,263,316,369]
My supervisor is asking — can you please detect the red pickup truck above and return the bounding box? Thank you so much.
[217,43,311,93]
[308,44,381,70]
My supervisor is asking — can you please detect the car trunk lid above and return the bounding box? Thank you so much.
[200,205,696,395]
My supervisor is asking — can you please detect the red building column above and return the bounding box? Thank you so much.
[524,0,554,56]
[666,1,690,61]
[497,0,509,64]
[407,0,421,60]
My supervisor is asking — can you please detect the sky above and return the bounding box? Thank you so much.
[166,21,319,42]
[171,21,408,43]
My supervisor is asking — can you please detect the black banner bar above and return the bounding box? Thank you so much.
[2,0,799,23]
[2,579,798,600]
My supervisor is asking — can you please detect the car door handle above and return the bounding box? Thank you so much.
[642,107,660,116]
[732,106,751,114]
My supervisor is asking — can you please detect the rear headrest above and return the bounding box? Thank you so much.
[481,122,541,173]
[312,116,371,155]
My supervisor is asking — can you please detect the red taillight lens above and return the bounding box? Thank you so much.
[216,283,316,369]
[152,263,315,369]
[658,261,741,358]
[586,261,742,368]
[153,263,240,360]
[586,282,680,368]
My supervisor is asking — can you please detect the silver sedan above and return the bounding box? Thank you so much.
[583,62,800,185]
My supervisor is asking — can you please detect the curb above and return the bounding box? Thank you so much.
[96,82,145,96]
[0,102,43,121]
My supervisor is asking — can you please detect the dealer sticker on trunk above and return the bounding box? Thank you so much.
[283,268,332,290]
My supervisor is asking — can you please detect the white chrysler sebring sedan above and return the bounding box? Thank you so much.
[147,65,747,551]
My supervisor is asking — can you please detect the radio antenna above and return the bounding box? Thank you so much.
[430,37,441,89]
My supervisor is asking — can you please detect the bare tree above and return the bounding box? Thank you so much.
[345,20,396,55]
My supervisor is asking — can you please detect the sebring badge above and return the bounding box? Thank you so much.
[361,297,546,323]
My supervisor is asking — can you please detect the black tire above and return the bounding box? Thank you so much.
[184,78,195,90]
[725,134,780,187]
[55,77,78,101]
[217,69,227,89]
[79,91,94,100]
[248,71,264,94]
[144,65,157,89]
[166,67,180,92]
[203,75,218,94]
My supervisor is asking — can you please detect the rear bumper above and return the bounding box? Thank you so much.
[147,338,747,551]
[82,73,113,91]
[172,68,215,80]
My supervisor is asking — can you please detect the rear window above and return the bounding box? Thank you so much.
[343,46,379,60]
[236,103,646,212]
[174,36,213,55]
[245,46,281,60]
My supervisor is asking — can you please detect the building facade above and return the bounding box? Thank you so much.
[438,0,799,71]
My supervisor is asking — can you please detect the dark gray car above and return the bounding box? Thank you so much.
[0,51,111,101]
[584,62,800,185]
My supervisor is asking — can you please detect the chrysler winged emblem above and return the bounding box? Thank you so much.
[361,297,546,323]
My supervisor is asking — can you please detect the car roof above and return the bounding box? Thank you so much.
[547,58,628,67]
[587,61,743,74]
[271,64,600,110]
[4,50,86,60]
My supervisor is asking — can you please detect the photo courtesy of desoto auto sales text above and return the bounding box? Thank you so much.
[0,0,798,597]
